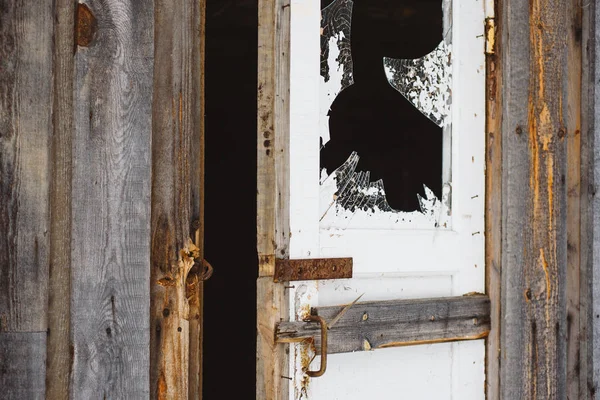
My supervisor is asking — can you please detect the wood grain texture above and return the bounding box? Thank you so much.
[580,0,594,395]
[277,295,490,354]
[485,4,502,399]
[46,0,75,398]
[565,1,583,398]
[593,0,600,395]
[0,0,52,333]
[500,0,569,398]
[71,1,153,397]
[187,1,206,398]
[0,0,52,396]
[151,0,203,398]
[0,332,46,399]
[256,0,290,399]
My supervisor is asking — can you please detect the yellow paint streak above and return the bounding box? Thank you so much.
[538,248,551,300]
[377,331,489,349]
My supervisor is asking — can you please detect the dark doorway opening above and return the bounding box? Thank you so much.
[203,1,258,398]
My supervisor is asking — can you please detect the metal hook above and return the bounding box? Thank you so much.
[303,315,328,378]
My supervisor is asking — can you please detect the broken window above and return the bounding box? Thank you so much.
[319,0,452,225]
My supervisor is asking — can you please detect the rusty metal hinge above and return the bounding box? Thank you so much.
[485,17,496,55]
[273,257,353,282]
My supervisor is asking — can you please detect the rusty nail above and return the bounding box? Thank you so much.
[284,285,296,289]
[281,375,293,380]
[515,126,523,135]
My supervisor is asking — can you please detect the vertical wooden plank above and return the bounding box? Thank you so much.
[46,0,75,397]
[0,0,52,396]
[485,3,502,398]
[151,0,203,398]
[500,0,568,398]
[566,1,583,398]
[0,332,47,399]
[187,0,206,398]
[593,0,600,394]
[580,0,594,395]
[257,0,290,399]
[0,0,52,333]
[71,1,153,398]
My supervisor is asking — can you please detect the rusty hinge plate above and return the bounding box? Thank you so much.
[273,257,353,282]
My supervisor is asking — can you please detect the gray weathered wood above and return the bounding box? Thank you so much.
[581,0,595,395]
[485,10,502,400]
[71,1,153,398]
[0,0,52,396]
[277,295,490,354]
[0,332,47,399]
[150,0,204,398]
[565,1,583,398]
[46,0,75,397]
[500,0,568,398]
[593,0,600,395]
[0,0,52,333]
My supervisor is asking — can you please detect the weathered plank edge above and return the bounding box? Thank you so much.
[187,0,206,398]
[566,1,583,398]
[485,0,502,398]
[46,0,75,398]
[257,0,291,398]
[581,0,596,396]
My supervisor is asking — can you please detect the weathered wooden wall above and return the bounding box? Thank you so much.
[0,0,53,397]
[0,1,205,398]
[497,0,586,398]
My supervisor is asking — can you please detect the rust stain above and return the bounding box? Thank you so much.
[76,4,97,47]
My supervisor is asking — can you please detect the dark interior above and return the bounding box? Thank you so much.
[203,1,443,397]
[204,1,258,398]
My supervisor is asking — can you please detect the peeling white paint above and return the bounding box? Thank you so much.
[384,41,452,127]
[320,0,354,147]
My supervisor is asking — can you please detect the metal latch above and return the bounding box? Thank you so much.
[273,257,353,282]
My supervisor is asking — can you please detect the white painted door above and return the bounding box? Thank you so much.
[286,0,488,399]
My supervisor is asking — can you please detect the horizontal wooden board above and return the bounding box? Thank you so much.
[276,295,490,354]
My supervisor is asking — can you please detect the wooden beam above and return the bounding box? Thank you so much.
[0,0,52,395]
[566,1,583,398]
[500,0,569,397]
[257,0,290,399]
[485,3,503,399]
[187,1,207,398]
[151,0,204,398]
[46,0,75,397]
[581,0,596,396]
[71,0,153,397]
[277,295,490,354]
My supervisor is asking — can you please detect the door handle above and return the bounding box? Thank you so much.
[303,315,327,378]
